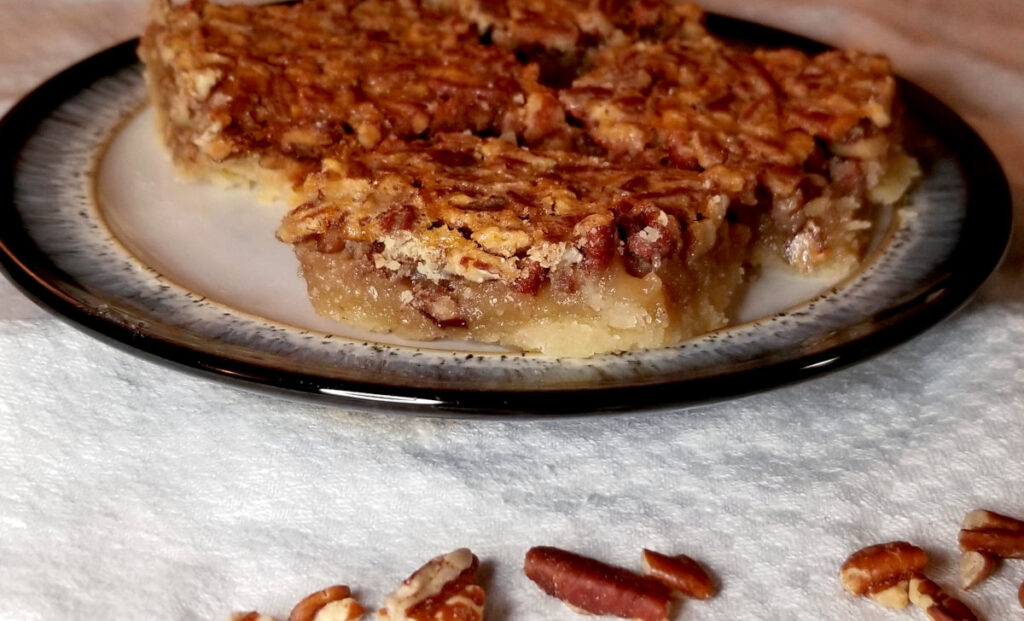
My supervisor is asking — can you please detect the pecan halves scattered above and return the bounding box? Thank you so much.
[908,576,978,621]
[289,585,363,621]
[640,549,716,600]
[524,546,671,621]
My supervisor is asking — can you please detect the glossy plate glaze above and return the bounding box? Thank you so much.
[0,18,1012,416]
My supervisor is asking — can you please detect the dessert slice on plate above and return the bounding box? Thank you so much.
[139,0,918,356]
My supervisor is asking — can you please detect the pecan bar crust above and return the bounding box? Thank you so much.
[140,0,918,356]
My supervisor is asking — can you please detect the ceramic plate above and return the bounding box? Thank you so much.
[0,18,1011,416]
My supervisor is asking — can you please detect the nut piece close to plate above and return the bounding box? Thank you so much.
[962,509,1024,532]
[958,508,1024,560]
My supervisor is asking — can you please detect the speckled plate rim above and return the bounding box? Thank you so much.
[0,17,1012,417]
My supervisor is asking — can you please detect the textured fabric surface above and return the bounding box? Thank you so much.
[2,1,1023,620]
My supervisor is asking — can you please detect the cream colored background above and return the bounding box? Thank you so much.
[1,2,1023,620]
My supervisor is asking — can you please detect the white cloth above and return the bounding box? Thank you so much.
[2,2,1024,620]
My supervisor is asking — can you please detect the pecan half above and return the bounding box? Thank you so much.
[573,212,616,273]
[959,509,1024,559]
[411,281,468,328]
[958,529,1024,559]
[524,546,670,621]
[640,549,715,600]
[839,542,927,598]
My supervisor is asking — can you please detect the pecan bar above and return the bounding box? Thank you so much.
[140,0,918,356]
[277,133,752,356]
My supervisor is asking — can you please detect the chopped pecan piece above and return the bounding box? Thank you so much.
[411,282,467,329]
[524,546,671,621]
[959,551,998,590]
[908,576,977,621]
[378,548,485,621]
[640,549,715,600]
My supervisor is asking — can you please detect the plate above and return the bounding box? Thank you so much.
[0,18,1012,416]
